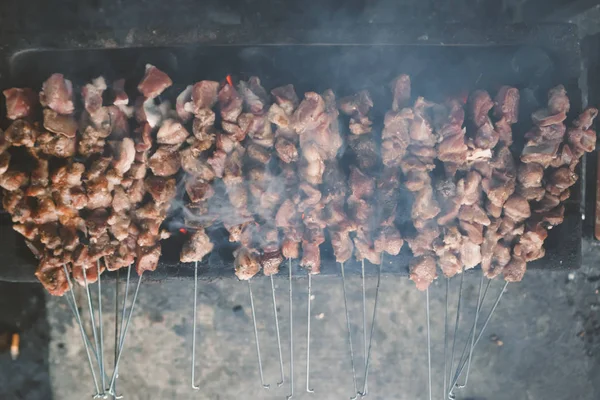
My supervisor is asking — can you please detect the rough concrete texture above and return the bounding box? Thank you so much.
[0,282,51,400]
[39,239,600,400]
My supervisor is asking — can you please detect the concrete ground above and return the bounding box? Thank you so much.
[0,238,595,400]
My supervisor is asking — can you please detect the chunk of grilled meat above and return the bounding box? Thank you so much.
[261,250,284,276]
[40,73,74,115]
[136,244,162,275]
[409,255,437,291]
[503,251,526,282]
[234,247,261,280]
[503,194,531,223]
[271,84,299,115]
[373,226,403,256]
[149,145,181,177]
[391,74,411,112]
[339,90,373,120]
[382,108,412,167]
[3,87,37,120]
[43,109,77,138]
[157,119,190,145]
[218,83,243,123]
[181,228,214,263]
[137,65,172,99]
[0,170,29,191]
[189,81,219,115]
[5,120,38,147]
[35,259,69,296]
[494,86,519,125]
[145,176,177,205]
[300,240,322,274]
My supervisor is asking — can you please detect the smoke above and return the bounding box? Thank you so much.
[167,179,254,232]
[71,29,571,260]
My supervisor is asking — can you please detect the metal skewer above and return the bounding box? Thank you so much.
[448,281,509,398]
[64,294,102,367]
[107,271,144,395]
[110,265,132,400]
[443,276,450,399]
[457,273,485,390]
[446,270,465,396]
[340,261,358,399]
[191,260,200,390]
[62,264,101,397]
[426,287,432,400]
[449,277,492,395]
[360,259,367,396]
[81,267,101,363]
[97,260,106,396]
[306,271,314,393]
[359,253,383,397]
[81,264,107,398]
[270,273,285,387]
[248,279,270,389]
[112,268,122,400]
[287,258,294,400]
[114,264,132,398]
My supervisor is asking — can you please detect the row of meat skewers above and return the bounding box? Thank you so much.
[0,65,596,398]
[1,68,592,295]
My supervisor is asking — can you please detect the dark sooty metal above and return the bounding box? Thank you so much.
[0,24,583,282]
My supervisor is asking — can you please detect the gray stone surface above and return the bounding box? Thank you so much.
[42,239,600,400]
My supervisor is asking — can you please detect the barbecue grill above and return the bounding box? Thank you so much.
[0,22,585,283]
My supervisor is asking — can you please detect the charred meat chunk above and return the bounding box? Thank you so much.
[149,145,181,177]
[234,248,260,280]
[181,229,214,263]
[136,244,162,275]
[5,120,38,147]
[145,176,177,205]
